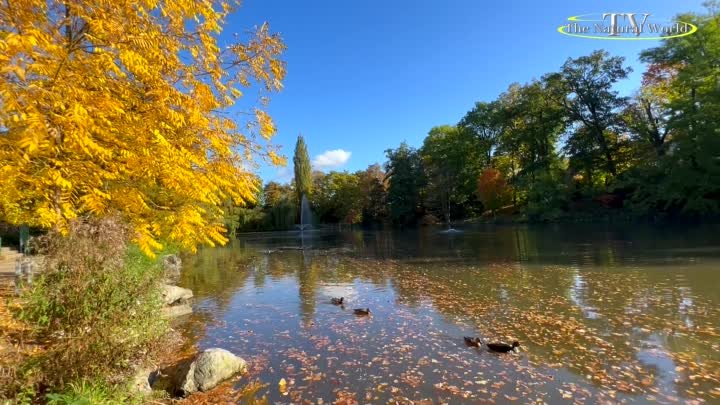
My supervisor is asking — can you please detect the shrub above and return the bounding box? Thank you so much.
[19,216,168,388]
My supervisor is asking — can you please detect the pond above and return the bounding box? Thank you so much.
[175,224,720,405]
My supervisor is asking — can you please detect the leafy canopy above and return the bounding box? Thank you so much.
[0,0,286,254]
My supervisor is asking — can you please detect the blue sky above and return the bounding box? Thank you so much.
[224,0,708,183]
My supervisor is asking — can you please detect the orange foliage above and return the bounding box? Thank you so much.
[476,168,511,214]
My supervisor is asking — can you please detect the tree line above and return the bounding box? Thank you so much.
[236,6,719,231]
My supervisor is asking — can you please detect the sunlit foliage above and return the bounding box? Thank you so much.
[0,0,286,254]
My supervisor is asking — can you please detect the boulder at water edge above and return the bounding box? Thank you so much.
[177,348,247,395]
[161,284,193,305]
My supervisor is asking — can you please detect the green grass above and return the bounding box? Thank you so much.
[46,380,144,405]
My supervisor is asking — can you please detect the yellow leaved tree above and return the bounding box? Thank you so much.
[0,0,286,254]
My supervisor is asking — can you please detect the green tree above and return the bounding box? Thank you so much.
[311,171,363,224]
[263,182,296,230]
[357,164,388,225]
[555,50,632,179]
[293,135,313,205]
[627,7,720,216]
[621,91,672,159]
[640,9,720,135]
[459,101,504,166]
[420,125,483,220]
[498,79,566,191]
[385,142,424,225]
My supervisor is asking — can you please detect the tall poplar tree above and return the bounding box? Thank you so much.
[293,135,312,204]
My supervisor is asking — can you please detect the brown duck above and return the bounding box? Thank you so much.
[463,337,482,347]
[486,341,520,353]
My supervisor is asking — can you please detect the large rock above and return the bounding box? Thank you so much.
[161,284,193,305]
[161,303,193,318]
[177,348,247,395]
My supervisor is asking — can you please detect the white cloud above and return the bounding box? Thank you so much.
[274,166,292,183]
[312,149,351,170]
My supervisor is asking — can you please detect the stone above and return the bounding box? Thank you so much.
[161,284,193,305]
[129,367,153,395]
[162,254,182,282]
[161,303,193,318]
[177,348,247,395]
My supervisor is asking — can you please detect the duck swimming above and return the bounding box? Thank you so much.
[486,341,520,353]
[353,308,371,316]
[330,297,344,305]
[463,337,482,347]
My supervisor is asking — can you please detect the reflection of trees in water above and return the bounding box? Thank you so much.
[179,229,720,398]
[513,227,531,262]
[180,243,257,308]
[253,255,268,289]
[366,230,396,259]
[252,249,332,325]
[297,249,319,326]
[266,252,291,279]
[351,229,396,259]
[171,243,261,354]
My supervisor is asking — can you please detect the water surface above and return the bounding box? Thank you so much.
[176,225,720,405]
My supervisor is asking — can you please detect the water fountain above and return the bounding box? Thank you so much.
[440,211,462,234]
[297,194,313,231]
[267,195,313,253]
